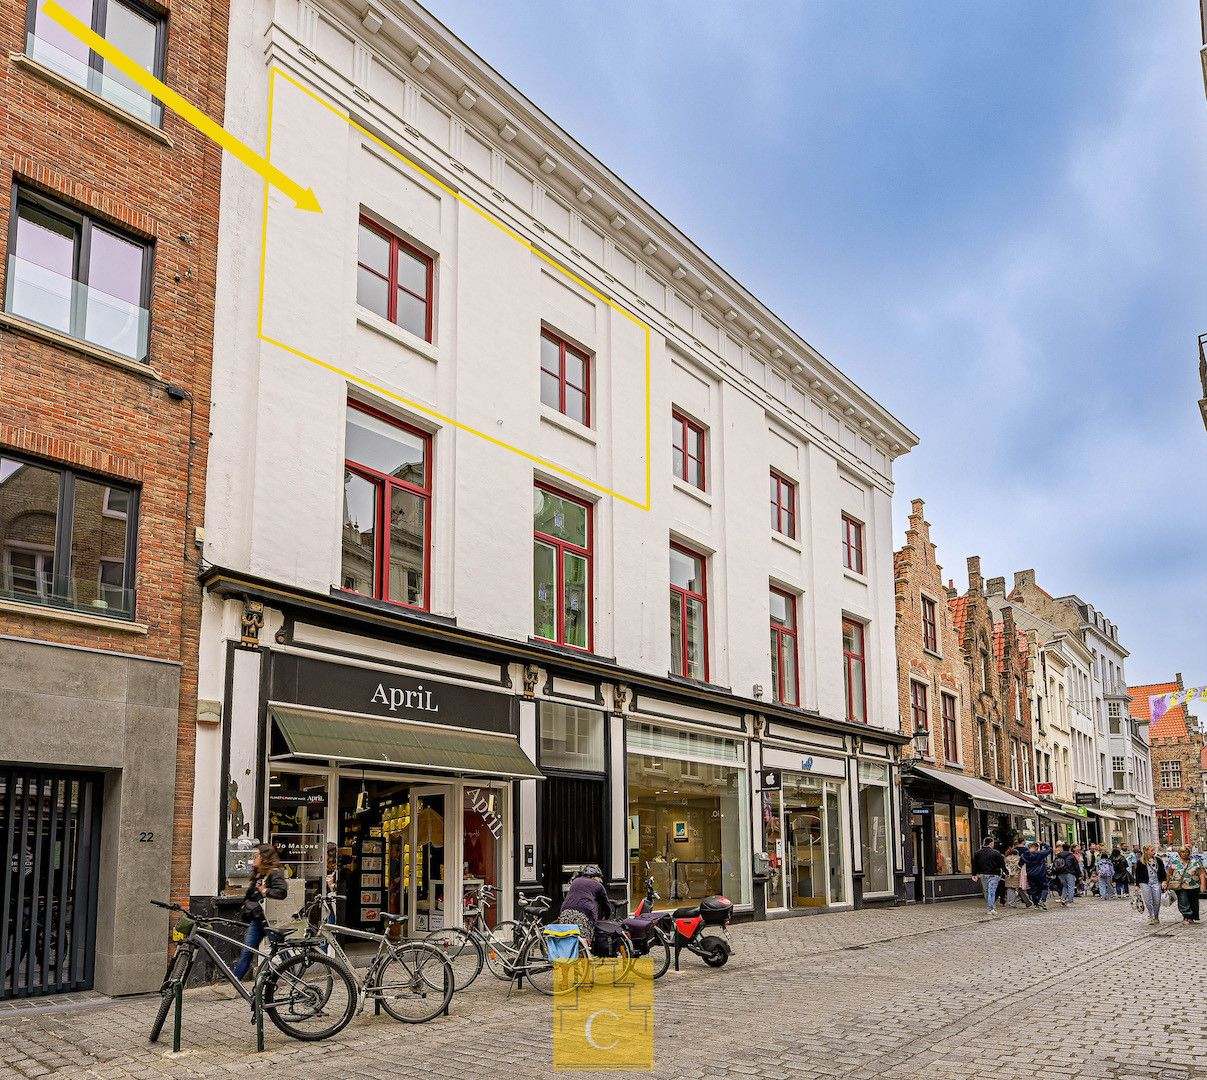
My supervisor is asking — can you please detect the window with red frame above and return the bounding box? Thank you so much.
[672,410,705,490]
[533,484,592,650]
[941,693,959,764]
[357,216,434,341]
[842,618,867,723]
[670,544,708,681]
[921,594,938,652]
[770,471,796,538]
[341,402,431,609]
[841,515,864,574]
[910,681,929,739]
[769,587,799,705]
[540,329,590,426]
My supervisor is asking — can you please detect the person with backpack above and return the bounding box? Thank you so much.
[1052,842,1082,906]
[1095,847,1115,899]
[1111,848,1132,897]
[1015,841,1053,910]
[971,839,1007,915]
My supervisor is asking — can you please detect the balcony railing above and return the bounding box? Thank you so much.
[5,255,150,362]
[0,568,136,621]
[26,33,163,127]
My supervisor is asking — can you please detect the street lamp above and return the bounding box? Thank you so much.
[901,724,930,772]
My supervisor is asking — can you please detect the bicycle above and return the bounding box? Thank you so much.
[298,895,454,1023]
[148,900,357,1044]
[422,883,523,988]
[508,894,635,997]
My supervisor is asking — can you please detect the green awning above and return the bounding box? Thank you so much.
[271,708,543,780]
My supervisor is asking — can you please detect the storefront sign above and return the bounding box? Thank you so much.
[1035,782,1054,795]
[761,746,845,779]
[759,769,782,790]
[466,787,503,840]
[270,653,514,733]
[1074,792,1098,806]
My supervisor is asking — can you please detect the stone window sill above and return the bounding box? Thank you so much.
[771,530,802,555]
[9,53,173,147]
[539,405,597,446]
[0,597,148,634]
[355,309,439,363]
[672,476,711,507]
[843,569,869,586]
[0,311,161,380]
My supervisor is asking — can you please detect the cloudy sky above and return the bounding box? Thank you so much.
[424,0,1207,684]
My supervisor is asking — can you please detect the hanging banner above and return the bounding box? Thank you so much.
[1150,686,1206,723]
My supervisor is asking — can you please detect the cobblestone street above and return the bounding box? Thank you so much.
[2,899,1203,1079]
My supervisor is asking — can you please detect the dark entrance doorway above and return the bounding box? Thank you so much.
[539,774,608,906]
[1,768,103,998]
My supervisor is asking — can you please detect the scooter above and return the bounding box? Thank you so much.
[626,863,733,970]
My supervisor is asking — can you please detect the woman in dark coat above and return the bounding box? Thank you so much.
[233,844,288,980]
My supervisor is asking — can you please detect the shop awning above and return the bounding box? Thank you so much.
[271,708,544,780]
[1083,806,1117,821]
[910,766,1036,817]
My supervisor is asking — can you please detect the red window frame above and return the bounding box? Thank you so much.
[921,595,938,652]
[842,514,864,574]
[540,328,591,426]
[672,410,705,490]
[670,541,709,682]
[769,586,799,706]
[910,680,929,737]
[533,481,593,652]
[357,215,434,342]
[842,618,867,724]
[770,470,796,538]
[941,693,959,764]
[342,399,432,611]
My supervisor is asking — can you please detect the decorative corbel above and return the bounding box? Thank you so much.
[523,664,540,699]
[613,684,629,717]
[239,599,264,649]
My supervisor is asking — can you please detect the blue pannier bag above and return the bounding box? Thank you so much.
[543,924,582,960]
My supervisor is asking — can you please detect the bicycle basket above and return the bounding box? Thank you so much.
[171,913,195,941]
[543,924,581,961]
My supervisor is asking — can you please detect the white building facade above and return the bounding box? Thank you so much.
[188,0,917,926]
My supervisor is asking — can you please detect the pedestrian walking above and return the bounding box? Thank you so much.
[1111,848,1132,897]
[1016,841,1053,909]
[233,843,288,981]
[1133,844,1166,925]
[1166,845,1206,926]
[1095,847,1115,899]
[1052,843,1081,906]
[971,839,1006,915]
[1003,847,1033,909]
[1071,844,1088,896]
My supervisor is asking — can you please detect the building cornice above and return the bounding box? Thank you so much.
[282,0,917,473]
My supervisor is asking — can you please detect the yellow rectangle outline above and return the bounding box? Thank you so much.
[257,66,652,510]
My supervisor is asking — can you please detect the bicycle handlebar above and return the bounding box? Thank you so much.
[150,900,183,912]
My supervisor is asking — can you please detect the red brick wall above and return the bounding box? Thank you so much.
[0,0,229,906]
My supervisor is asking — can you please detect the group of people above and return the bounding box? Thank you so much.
[971,837,1206,926]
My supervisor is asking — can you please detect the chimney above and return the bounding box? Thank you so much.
[910,498,925,518]
[986,576,1005,597]
[1176,672,1184,690]
[1013,569,1035,591]
[1002,606,1015,638]
[967,555,982,592]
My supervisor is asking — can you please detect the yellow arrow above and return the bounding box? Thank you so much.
[40,0,320,212]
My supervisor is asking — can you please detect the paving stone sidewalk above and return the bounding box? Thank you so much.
[1,898,1203,1079]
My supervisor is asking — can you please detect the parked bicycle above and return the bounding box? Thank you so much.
[298,895,454,1023]
[510,894,635,996]
[148,900,356,1044]
[422,883,524,988]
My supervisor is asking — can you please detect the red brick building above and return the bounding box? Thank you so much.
[0,0,227,997]
[1129,676,1207,850]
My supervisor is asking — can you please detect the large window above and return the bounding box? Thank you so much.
[670,544,708,681]
[941,693,959,764]
[671,410,705,490]
[533,485,591,650]
[976,719,986,776]
[627,721,749,907]
[356,217,434,341]
[769,471,796,538]
[842,619,866,724]
[841,515,864,574]
[769,587,799,706]
[953,805,972,873]
[540,329,590,426]
[5,188,152,361]
[26,0,165,125]
[909,681,928,737]
[0,454,137,619]
[933,804,953,876]
[341,402,431,609]
[1111,756,1126,791]
[1160,760,1182,789]
[858,761,891,895]
[921,595,938,652]
[539,703,605,772]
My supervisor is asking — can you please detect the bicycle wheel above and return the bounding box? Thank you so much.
[262,951,356,1041]
[518,933,589,997]
[375,942,454,1023]
[592,934,635,986]
[423,928,483,991]
[637,927,671,980]
[481,920,524,980]
[149,946,191,1044]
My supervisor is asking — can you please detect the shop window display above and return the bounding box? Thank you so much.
[932,804,954,876]
[764,774,848,909]
[857,762,891,895]
[463,787,503,928]
[268,771,328,919]
[953,805,972,873]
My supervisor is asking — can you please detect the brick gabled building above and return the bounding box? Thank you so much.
[0,0,228,997]
[1130,676,1207,850]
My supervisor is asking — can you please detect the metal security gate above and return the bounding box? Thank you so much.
[1,768,103,998]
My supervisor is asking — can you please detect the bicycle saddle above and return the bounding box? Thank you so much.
[378,912,408,925]
[265,926,302,944]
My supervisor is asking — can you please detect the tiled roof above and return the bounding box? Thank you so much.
[948,595,969,647]
[1128,680,1188,740]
